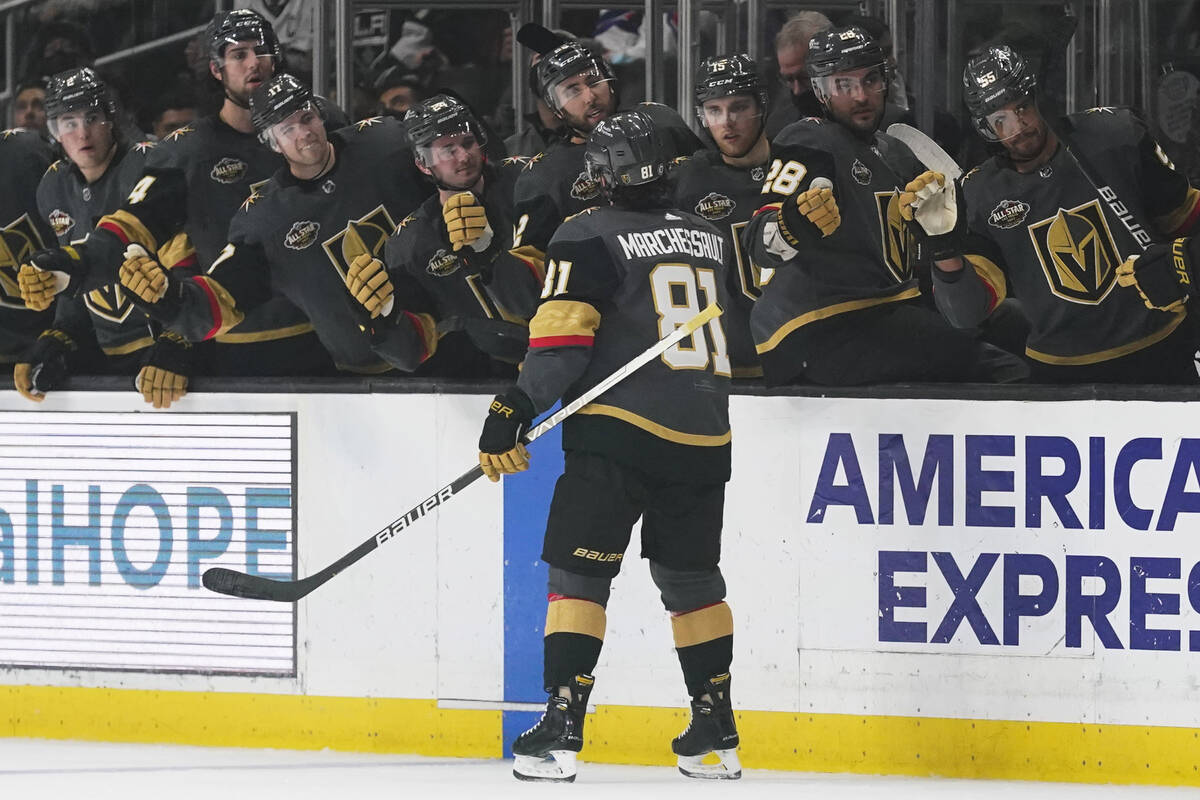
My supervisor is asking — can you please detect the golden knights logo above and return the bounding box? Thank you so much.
[570,170,600,201]
[0,213,47,309]
[210,157,248,184]
[695,192,735,221]
[48,208,74,237]
[1029,199,1121,304]
[426,248,461,276]
[873,192,911,282]
[321,205,397,281]
[285,220,320,250]
[85,282,136,324]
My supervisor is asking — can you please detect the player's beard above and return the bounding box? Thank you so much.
[834,98,883,137]
[1003,123,1048,165]
[562,95,615,136]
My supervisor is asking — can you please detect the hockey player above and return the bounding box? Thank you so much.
[671,54,771,377]
[352,95,540,371]
[743,26,1026,385]
[478,111,740,783]
[0,127,57,369]
[910,46,1200,383]
[509,39,703,278]
[16,67,196,408]
[18,9,339,377]
[114,74,435,374]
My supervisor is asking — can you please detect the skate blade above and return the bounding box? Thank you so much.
[677,748,741,780]
[513,751,578,782]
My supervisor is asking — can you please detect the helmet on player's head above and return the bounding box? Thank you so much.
[535,41,616,115]
[806,25,888,105]
[584,110,667,195]
[405,94,487,155]
[44,67,118,141]
[250,74,319,149]
[963,45,1038,141]
[207,9,282,66]
[694,54,768,117]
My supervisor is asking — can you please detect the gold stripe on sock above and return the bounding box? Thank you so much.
[671,602,733,649]
[545,598,607,640]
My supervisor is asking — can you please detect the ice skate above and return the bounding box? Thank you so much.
[672,673,741,780]
[512,674,594,782]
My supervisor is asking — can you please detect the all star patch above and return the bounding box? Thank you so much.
[48,209,74,237]
[211,157,247,184]
[284,220,320,250]
[695,192,735,220]
[426,248,461,276]
[570,171,600,200]
[851,159,872,185]
[988,199,1031,230]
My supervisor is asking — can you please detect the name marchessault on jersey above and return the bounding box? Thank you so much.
[617,226,725,263]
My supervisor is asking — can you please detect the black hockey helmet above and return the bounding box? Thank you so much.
[694,54,768,110]
[206,9,282,65]
[963,45,1037,140]
[806,25,886,78]
[404,94,486,152]
[250,73,316,140]
[584,110,667,191]
[535,41,616,113]
[44,67,116,121]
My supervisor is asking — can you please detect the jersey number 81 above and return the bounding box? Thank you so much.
[650,263,730,376]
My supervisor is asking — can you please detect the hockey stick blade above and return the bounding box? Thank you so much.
[202,303,722,602]
[886,123,963,181]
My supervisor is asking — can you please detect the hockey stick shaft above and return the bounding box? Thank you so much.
[202,302,722,602]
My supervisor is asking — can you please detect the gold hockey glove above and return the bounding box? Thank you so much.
[776,182,840,245]
[478,387,534,482]
[899,170,964,260]
[13,329,75,402]
[1116,238,1194,313]
[18,246,88,311]
[443,191,493,252]
[345,253,394,318]
[135,331,192,409]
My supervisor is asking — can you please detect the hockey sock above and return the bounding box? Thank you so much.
[671,602,734,697]
[543,595,606,693]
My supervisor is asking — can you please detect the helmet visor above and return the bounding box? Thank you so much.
[697,94,762,128]
[416,126,483,166]
[265,102,322,147]
[980,97,1036,142]
[215,37,277,68]
[812,67,887,101]
[48,109,110,141]
[550,65,613,112]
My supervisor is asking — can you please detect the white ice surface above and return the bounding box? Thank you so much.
[0,739,1194,800]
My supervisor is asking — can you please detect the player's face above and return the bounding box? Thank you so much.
[213,40,276,105]
[53,110,114,171]
[988,97,1048,161]
[14,87,46,134]
[421,131,485,191]
[776,43,811,98]
[701,94,763,157]
[819,65,886,134]
[271,107,327,167]
[553,68,616,134]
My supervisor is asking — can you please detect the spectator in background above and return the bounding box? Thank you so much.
[765,11,832,139]
[371,64,426,118]
[12,79,48,137]
[19,20,95,81]
[146,84,198,141]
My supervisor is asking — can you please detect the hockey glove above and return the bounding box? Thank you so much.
[899,171,964,261]
[345,253,395,319]
[13,329,75,403]
[18,245,89,311]
[776,182,840,246]
[1116,238,1194,312]
[443,191,493,252]
[135,330,192,409]
[119,244,186,322]
[478,386,535,482]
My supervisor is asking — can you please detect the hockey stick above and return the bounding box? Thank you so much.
[1051,120,1151,252]
[202,302,723,603]
[886,123,963,180]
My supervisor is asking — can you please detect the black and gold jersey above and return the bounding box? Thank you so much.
[671,148,771,377]
[743,117,925,379]
[176,117,435,374]
[951,107,1199,365]
[384,159,541,365]
[517,204,732,484]
[36,140,178,362]
[0,128,56,361]
[509,102,704,277]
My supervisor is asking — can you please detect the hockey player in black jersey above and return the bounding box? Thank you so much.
[350,94,539,373]
[16,67,196,408]
[671,54,772,377]
[478,111,740,783]
[17,9,341,377]
[743,25,1026,385]
[0,126,57,370]
[114,74,434,374]
[509,39,704,279]
[910,46,1200,383]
